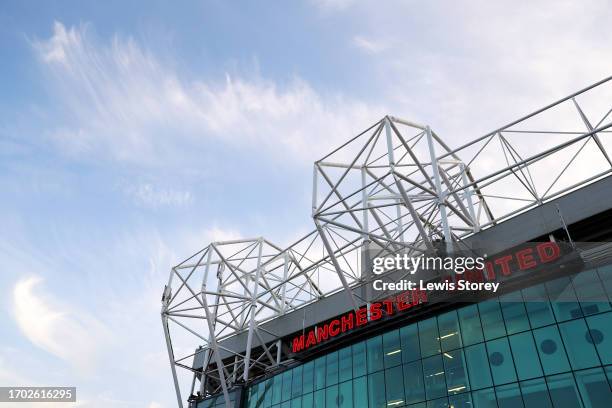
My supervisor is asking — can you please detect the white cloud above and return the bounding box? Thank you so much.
[310,0,355,12]
[125,183,192,208]
[12,276,113,374]
[352,35,388,54]
[33,22,385,167]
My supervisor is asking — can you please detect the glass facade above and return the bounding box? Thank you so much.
[243,265,612,408]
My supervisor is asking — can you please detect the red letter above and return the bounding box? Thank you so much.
[396,292,412,311]
[316,324,329,343]
[494,255,513,276]
[292,334,305,353]
[329,319,340,337]
[485,261,496,280]
[412,288,428,305]
[516,248,536,270]
[341,313,354,332]
[537,242,560,263]
[382,299,394,315]
[305,330,317,348]
[370,303,383,321]
[356,308,368,326]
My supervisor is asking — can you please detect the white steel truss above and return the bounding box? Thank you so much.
[162,76,612,408]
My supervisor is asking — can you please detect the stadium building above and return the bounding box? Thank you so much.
[161,77,612,408]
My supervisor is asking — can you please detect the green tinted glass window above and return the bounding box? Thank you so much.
[366,336,384,373]
[520,378,552,408]
[465,343,493,390]
[338,346,352,383]
[419,318,441,357]
[479,299,506,340]
[438,310,462,351]
[508,332,542,380]
[403,360,425,404]
[586,312,612,365]
[352,341,367,378]
[382,330,402,368]
[400,323,421,362]
[533,325,571,375]
[422,354,446,400]
[458,305,484,346]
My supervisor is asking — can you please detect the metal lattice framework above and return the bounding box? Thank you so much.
[162,76,612,408]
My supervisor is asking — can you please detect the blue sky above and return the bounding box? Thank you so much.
[1,1,611,407]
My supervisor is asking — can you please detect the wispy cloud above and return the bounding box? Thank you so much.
[33,22,385,168]
[12,276,113,374]
[125,183,192,208]
[352,35,388,54]
[310,0,356,12]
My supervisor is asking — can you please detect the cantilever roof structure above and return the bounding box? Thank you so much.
[161,76,612,408]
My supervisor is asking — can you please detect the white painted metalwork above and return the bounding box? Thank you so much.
[162,76,612,407]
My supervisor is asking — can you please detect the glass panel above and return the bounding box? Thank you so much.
[367,336,384,373]
[326,351,339,387]
[272,375,282,405]
[291,397,302,408]
[574,367,611,408]
[301,393,313,408]
[500,291,530,335]
[520,378,552,408]
[353,376,368,408]
[606,366,612,390]
[353,342,367,378]
[326,384,338,408]
[546,372,584,408]
[585,312,612,365]
[443,349,470,394]
[546,276,583,322]
[282,370,292,402]
[403,360,425,404]
[426,397,449,408]
[302,361,314,394]
[448,392,472,408]
[385,366,405,407]
[438,310,462,351]
[383,330,402,368]
[313,389,325,408]
[314,357,326,390]
[338,346,352,383]
[400,323,421,362]
[281,401,291,408]
[522,284,555,328]
[423,354,447,400]
[367,371,386,408]
[419,317,441,357]
[471,387,497,408]
[338,380,352,408]
[508,331,543,380]
[479,299,506,340]
[533,325,571,375]
[572,269,611,315]
[291,365,303,399]
[486,338,517,385]
[465,343,493,390]
[458,305,484,346]
[264,378,273,407]
[258,381,267,408]
[558,319,600,370]
[495,383,524,408]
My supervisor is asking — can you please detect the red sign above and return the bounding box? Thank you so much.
[291,289,427,353]
[290,242,567,354]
